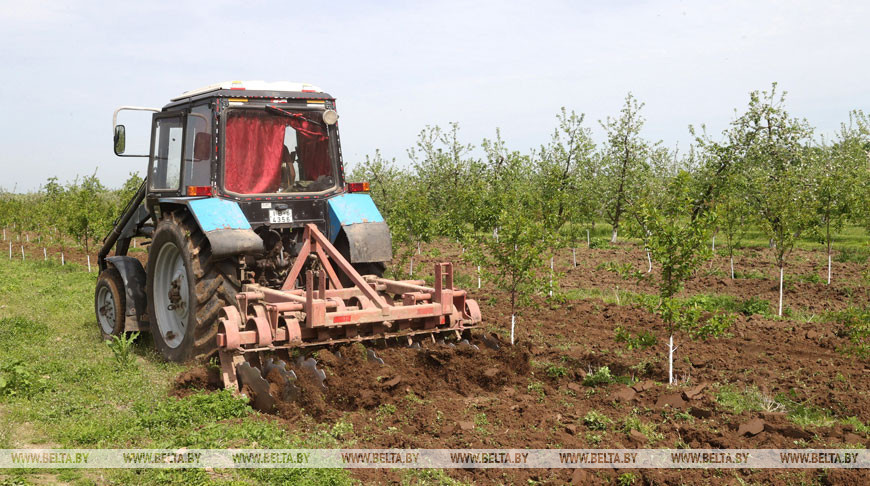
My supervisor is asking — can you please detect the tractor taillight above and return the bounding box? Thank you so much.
[187,186,213,197]
[347,182,370,193]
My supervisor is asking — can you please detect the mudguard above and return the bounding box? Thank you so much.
[327,193,392,263]
[105,256,148,331]
[169,197,264,258]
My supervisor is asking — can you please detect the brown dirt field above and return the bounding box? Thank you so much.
[170,239,870,485]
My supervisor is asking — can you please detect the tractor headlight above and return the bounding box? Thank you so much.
[322,109,339,125]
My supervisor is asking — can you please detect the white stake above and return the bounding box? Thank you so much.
[8,242,11,259]
[87,255,91,273]
[827,253,832,285]
[495,227,499,243]
[711,236,715,252]
[615,286,620,305]
[2,228,4,240]
[778,266,784,317]
[417,241,421,255]
[21,246,24,261]
[549,257,554,297]
[43,247,47,261]
[572,248,576,267]
[26,234,29,243]
[510,314,515,346]
[730,256,734,279]
[586,229,590,247]
[647,252,652,273]
[477,265,481,289]
[133,239,136,249]
[668,334,675,385]
[61,252,65,265]
[409,256,414,277]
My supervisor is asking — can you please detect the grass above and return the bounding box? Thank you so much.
[0,257,352,485]
[715,384,870,433]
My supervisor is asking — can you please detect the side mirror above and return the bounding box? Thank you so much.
[193,132,211,161]
[113,125,126,155]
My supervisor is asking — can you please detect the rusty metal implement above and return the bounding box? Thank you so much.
[216,224,481,396]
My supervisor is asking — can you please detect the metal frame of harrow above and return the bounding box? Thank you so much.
[217,223,481,391]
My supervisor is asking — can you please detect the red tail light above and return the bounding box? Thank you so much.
[347,182,370,193]
[186,186,213,196]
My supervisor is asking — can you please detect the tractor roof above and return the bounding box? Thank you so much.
[164,80,333,109]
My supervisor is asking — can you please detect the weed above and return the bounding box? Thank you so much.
[585,431,604,445]
[617,472,638,486]
[527,380,546,401]
[597,261,644,281]
[106,332,139,367]
[583,366,615,387]
[0,360,47,398]
[583,410,612,431]
[835,247,869,263]
[474,413,489,427]
[545,364,569,379]
[377,403,398,417]
[831,307,870,358]
[621,414,664,443]
[614,326,657,350]
[739,297,771,316]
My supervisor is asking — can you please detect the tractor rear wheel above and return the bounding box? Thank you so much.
[146,213,240,362]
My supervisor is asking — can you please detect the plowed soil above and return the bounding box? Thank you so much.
[171,241,870,485]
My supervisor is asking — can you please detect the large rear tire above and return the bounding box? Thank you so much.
[146,213,241,362]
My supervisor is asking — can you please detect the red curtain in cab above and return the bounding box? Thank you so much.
[224,113,284,193]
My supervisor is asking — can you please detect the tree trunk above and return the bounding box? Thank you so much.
[778,266,784,317]
[730,256,734,280]
[610,227,618,243]
[572,248,576,267]
[549,257,554,297]
[827,253,832,285]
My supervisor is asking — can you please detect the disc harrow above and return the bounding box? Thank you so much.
[216,224,482,411]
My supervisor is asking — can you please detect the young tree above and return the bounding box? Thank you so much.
[408,123,484,242]
[467,150,549,345]
[810,111,868,284]
[714,174,751,279]
[638,171,718,384]
[64,173,114,255]
[599,93,653,243]
[727,84,816,316]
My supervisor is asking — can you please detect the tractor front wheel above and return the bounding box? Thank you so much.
[146,213,240,362]
[95,267,125,340]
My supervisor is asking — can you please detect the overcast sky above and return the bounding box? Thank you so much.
[1,0,868,191]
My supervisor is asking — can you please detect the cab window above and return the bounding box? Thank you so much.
[183,105,212,187]
[150,116,183,191]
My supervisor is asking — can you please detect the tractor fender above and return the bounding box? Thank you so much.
[105,255,148,331]
[327,193,392,263]
[159,197,264,258]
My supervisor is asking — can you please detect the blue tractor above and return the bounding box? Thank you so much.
[95,81,480,409]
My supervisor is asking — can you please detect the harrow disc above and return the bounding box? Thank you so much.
[237,362,276,412]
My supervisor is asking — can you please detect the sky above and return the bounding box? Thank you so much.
[1,0,868,191]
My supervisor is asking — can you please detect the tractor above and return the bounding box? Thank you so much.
[95,81,481,411]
